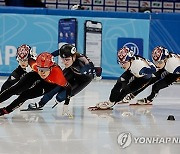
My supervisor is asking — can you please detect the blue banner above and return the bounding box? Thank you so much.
[117,37,143,56]
[0,13,150,78]
[149,19,180,60]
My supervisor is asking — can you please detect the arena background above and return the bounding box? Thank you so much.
[0,3,180,79]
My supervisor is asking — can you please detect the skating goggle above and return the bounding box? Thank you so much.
[17,58,28,62]
[153,60,164,65]
[61,57,73,62]
[37,67,50,72]
[118,60,129,65]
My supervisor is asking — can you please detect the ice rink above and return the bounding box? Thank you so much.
[0,78,180,154]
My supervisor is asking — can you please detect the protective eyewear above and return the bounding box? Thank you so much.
[118,60,128,65]
[37,67,50,72]
[17,58,28,62]
[61,57,72,62]
[154,60,164,65]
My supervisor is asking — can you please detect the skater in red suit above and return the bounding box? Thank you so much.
[28,44,100,114]
[0,52,71,116]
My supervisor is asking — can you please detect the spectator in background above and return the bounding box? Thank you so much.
[5,0,24,6]
[24,0,45,7]
[5,0,45,7]
[139,7,152,13]
[71,4,85,10]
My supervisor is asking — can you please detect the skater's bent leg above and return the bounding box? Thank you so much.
[56,90,66,103]
[0,72,41,103]
[147,79,171,101]
[109,81,122,102]
[116,78,150,102]
[147,74,179,101]
[109,71,133,102]
[132,77,156,96]
[40,86,63,106]
[54,76,92,105]
[71,77,92,96]
[5,82,48,113]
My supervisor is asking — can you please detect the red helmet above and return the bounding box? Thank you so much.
[17,44,32,60]
[36,52,55,68]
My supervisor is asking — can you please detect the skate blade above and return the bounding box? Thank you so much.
[20,108,43,111]
[88,106,113,111]
[117,101,129,104]
[129,103,152,106]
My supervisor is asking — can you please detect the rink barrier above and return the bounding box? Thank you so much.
[0,6,150,19]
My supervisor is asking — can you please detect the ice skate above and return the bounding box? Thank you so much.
[88,101,114,111]
[0,108,9,116]
[20,103,43,111]
[118,93,135,104]
[129,98,152,106]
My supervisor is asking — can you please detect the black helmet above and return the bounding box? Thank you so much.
[59,44,77,58]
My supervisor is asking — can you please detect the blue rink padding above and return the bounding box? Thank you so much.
[149,13,180,58]
[0,7,180,79]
